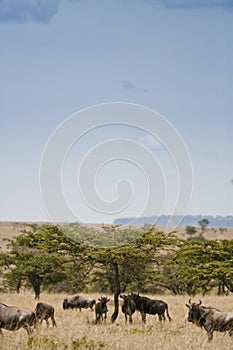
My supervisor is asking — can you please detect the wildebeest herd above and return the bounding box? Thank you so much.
[0,294,233,343]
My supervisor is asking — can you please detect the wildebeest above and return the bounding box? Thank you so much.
[35,302,56,327]
[0,302,36,335]
[120,294,136,324]
[186,299,233,342]
[63,295,96,311]
[131,293,172,323]
[95,296,110,324]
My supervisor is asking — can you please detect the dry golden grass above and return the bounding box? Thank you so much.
[0,292,233,350]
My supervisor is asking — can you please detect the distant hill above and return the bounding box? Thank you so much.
[114,215,233,227]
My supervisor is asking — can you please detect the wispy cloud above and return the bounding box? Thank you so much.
[145,0,233,10]
[122,81,149,93]
[0,0,60,23]
[1,0,231,24]
[162,0,233,10]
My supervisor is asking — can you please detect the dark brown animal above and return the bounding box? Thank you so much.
[0,302,36,335]
[120,294,136,324]
[35,302,56,327]
[95,296,110,324]
[63,295,95,311]
[131,293,172,323]
[186,299,233,342]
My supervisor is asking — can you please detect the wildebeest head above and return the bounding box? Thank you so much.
[130,293,140,304]
[63,299,69,310]
[120,294,135,306]
[186,299,202,324]
[120,294,134,307]
[98,296,110,311]
[120,294,131,302]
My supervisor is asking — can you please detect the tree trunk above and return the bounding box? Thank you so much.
[16,277,22,294]
[111,262,120,323]
[29,273,41,299]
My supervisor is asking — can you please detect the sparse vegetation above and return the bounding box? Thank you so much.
[185,226,197,235]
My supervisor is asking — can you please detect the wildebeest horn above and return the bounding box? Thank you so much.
[188,298,192,304]
[198,300,202,306]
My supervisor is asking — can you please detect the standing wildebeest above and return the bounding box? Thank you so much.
[120,294,136,324]
[0,302,36,335]
[95,296,110,324]
[63,295,96,311]
[186,299,233,342]
[35,302,56,327]
[131,293,172,323]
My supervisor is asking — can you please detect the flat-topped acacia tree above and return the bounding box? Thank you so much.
[91,226,180,323]
[1,224,94,299]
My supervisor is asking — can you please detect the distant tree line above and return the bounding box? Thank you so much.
[114,215,233,227]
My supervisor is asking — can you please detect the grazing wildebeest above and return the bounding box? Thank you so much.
[63,295,96,311]
[131,293,172,323]
[120,294,136,324]
[35,302,56,327]
[0,302,36,335]
[186,299,233,342]
[95,296,110,324]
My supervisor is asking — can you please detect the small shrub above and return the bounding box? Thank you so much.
[185,226,197,235]
[72,336,106,349]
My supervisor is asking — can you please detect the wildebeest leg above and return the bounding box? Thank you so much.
[229,330,233,337]
[129,315,133,324]
[141,311,146,323]
[124,314,127,324]
[166,307,172,321]
[24,325,33,335]
[45,318,49,327]
[159,313,166,321]
[51,315,57,327]
[207,331,213,342]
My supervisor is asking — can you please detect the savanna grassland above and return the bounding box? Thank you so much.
[1,292,233,350]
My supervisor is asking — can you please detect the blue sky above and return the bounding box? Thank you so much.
[0,0,232,223]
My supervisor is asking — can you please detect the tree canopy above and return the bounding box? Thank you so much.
[0,223,232,308]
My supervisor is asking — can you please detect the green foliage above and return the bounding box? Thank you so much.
[27,337,67,350]
[185,226,197,235]
[198,218,210,233]
[89,227,180,294]
[165,239,233,295]
[187,235,205,242]
[1,223,232,298]
[72,336,106,349]
[1,224,94,297]
[61,223,148,248]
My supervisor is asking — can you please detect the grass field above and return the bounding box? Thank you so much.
[1,292,233,350]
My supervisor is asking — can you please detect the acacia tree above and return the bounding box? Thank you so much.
[1,224,94,298]
[165,239,233,295]
[198,218,210,234]
[92,226,180,323]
